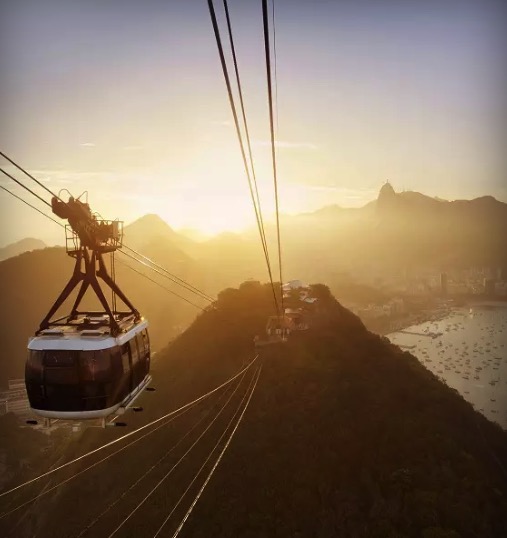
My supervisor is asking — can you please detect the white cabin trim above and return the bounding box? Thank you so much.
[27,319,149,351]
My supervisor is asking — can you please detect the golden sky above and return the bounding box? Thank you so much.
[1,0,506,246]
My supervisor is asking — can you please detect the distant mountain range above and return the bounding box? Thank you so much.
[204,185,507,284]
[0,237,46,262]
[1,186,506,386]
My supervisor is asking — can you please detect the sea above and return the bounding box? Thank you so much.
[388,303,507,430]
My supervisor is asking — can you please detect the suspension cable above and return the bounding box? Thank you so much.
[0,355,258,498]
[75,379,236,538]
[0,404,199,522]
[0,150,63,201]
[262,0,284,316]
[115,256,207,312]
[0,150,216,305]
[0,167,52,208]
[222,0,271,268]
[106,368,247,538]
[0,184,62,227]
[272,0,279,132]
[153,365,258,537]
[118,249,211,307]
[110,251,117,313]
[122,244,215,303]
[0,184,208,311]
[207,0,280,316]
[169,363,262,538]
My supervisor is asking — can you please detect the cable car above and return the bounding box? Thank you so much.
[254,315,292,347]
[26,316,151,421]
[25,195,152,423]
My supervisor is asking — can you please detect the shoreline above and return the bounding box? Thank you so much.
[377,300,507,337]
[374,308,452,336]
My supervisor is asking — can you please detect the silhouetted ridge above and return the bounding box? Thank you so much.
[0,237,46,262]
[1,280,506,537]
[159,281,507,537]
[127,213,176,233]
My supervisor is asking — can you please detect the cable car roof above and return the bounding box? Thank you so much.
[28,315,148,351]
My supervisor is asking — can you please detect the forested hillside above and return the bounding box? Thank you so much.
[1,281,506,537]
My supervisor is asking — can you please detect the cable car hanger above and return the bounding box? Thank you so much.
[40,195,137,336]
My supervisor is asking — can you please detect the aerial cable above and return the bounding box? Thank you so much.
[118,249,211,308]
[271,0,279,133]
[169,363,262,538]
[0,403,200,521]
[0,151,215,304]
[262,0,285,315]
[75,381,237,538]
[110,251,117,313]
[121,244,216,303]
[0,185,62,227]
[106,369,247,538]
[115,256,207,312]
[207,0,280,315]
[222,0,271,268]
[0,150,63,202]
[155,365,261,538]
[0,165,213,306]
[0,185,208,311]
[0,167,52,208]
[0,355,258,498]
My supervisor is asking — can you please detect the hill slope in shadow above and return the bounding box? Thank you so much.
[1,282,506,538]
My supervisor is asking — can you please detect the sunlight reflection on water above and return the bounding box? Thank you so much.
[388,304,507,430]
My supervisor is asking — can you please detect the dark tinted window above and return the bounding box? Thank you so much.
[43,351,76,367]
[79,350,112,381]
[136,333,145,358]
[121,343,130,372]
[130,338,139,363]
[26,350,43,381]
[45,367,79,385]
[143,329,150,353]
[27,350,43,370]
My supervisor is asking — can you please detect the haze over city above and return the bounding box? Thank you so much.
[1,0,506,247]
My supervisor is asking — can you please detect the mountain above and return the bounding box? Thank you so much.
[1,281,506,537]
[372,187,507,269]
[123,213,225,292]
[192,185,507,293]
[0,238,46,262]
[123,213,194,262]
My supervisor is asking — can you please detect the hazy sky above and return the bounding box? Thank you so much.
[1,0,506,246]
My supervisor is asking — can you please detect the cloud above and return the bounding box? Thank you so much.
[254,140,318,150]
[80,142,96,148]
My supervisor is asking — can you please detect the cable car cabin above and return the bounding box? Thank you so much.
[254,315,292,347]
[25,315,151,420]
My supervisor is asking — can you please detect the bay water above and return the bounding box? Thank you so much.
[388,303,507,430]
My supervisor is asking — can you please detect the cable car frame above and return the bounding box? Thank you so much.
[25,196,153,426]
